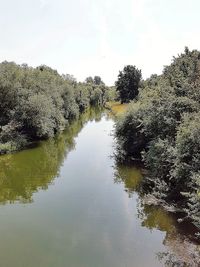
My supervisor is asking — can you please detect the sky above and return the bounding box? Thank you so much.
[0,0,200,85]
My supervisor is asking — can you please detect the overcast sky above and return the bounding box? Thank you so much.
[0,0,200,85]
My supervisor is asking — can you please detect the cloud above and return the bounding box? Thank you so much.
[1,0,200,85]
[39,0,48,8]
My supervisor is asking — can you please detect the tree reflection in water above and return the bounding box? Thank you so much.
[0,107,104,204]
[114,163,200,266]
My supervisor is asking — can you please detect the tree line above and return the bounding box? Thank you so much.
[115,47,200,227]
[0,61,115,154]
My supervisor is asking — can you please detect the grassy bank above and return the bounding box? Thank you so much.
[105,101,129,116]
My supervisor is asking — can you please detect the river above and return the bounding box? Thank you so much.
[0,108,199,267]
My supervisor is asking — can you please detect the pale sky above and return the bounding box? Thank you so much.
[0,0,200,85]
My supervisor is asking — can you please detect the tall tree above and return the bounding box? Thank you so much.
[115,65,142,103]
[94,76,104,85]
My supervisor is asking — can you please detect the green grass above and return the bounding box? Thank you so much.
[105,101,129,116]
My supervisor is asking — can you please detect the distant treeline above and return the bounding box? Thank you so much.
[0,62,116,153]
[115,48,200,227]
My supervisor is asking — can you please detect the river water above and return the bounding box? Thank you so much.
[0,108,199,267]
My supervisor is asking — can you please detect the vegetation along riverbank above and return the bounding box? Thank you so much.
[0,62,116,154]
[1,47,200,233]
[115,47,200,229]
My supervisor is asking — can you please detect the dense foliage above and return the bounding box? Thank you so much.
[115,48,200,226]
[0,62,114,153]
[115,65,142,103]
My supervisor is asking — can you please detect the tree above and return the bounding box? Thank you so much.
[85,76,94,84]
[94,76,104,85]
[115,48,200,226]
[62,74,77,86]
[0,61,114,154]
[115,65,142,103]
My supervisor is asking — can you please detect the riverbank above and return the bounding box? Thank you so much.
[0,106,104,155]
[0,62,115,155]
[108,101,200,233]
[114,49,200,229]
[105,101,129,116]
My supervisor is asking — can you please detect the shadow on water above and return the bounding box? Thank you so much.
[114,163,200,266]
[0,107,104,204]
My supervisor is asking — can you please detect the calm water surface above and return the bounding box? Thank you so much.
[0,109,199,267]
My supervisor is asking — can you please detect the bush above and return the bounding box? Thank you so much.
[0,62,114,153]
[115,48,200,224]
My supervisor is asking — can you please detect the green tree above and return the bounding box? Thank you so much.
[0,61,112,154]
[115,48,200,225]
[94,76,104,85]
[115,65,142,103]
